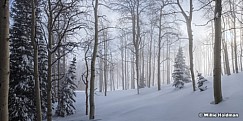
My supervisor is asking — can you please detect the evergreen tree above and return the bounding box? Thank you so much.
[38,35,48,119]
[172,47,191,88]
[56,57,78,117]
[9,0,35,120]
[172,66,184,89]
[197,73,208,91]
[9,0,48,120]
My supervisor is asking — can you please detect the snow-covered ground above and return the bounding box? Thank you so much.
[52,72,243,121]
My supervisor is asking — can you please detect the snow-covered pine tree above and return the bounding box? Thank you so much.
[172,66,184,89]
[174,47,191,81]
[197,73,208,91]
[9,0,35,120]
[38,35,48,119]
[56,57,78,117]
[9,0,48,120]
[172,47,190,88]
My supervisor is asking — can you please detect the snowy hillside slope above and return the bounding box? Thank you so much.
[53,72,243,121]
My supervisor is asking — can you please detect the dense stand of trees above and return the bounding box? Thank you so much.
[1,0,243,120]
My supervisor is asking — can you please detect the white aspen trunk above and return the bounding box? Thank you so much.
[166,39,171,84]
[104,31,108,96]
[177,0,196,91]
[124,37,127,90]
[222,26,231,75]
[89,0,99,119]
[233,0,238,73]
[99,54,103,92]
[121,35,125,90]
[131,52,135,89]
[148,27,153,87]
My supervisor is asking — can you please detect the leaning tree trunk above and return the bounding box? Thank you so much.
[0,0,10,121]
[89,0,99,119]
[213,0,223,104]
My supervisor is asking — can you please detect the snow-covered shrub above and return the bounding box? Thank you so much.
[197,73,208,91]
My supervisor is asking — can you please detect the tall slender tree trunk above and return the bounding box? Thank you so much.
[110,54,115,91]
[213,0,223,104]
[121,39,125,90]
[187,22,196,91]
[231,0,238,73]
[89,0,99,119]
[240,5,243,71]
[177,0,196,91]
[166,38,171,84]
[146,50,149,87]
[209,21,214,76]
[52,53,56,101]
[135,46,140,94]
[132,10,139,94]
[31,0,42,120]
[157,7,162,90]
[116,66,118,89]
[84,46,89,115]
[152,40,156,86]
[124,38,127,90]
[141,39,145,88]
[0,0,10,121]
[126,51,130,89]
[222,27,231,75]
[57,46,61,106]
[104,30,108,96]
[148,28,152,87]
[131,10,136,89]
[231,41,235,73]
[131,53,135,89]
[136,50,140,90]
[99,53,103,92]
[163,47,165,84]
[47,0,53,120]
[233,19,238,73]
